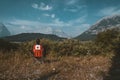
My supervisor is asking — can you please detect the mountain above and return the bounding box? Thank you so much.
[52,30,71,38]
[2,33,65,42]
[75,15,120,40]
[0,23,11,37]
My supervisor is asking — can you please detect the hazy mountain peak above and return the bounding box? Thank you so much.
[52,29,71,38]
[0,23,11,37]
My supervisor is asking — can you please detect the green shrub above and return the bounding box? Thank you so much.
[95,28,120,53]
[21,38,103,57]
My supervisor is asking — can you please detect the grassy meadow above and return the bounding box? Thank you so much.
[0,29,120,80]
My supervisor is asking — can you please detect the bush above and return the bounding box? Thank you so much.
[112,36,120,54]
[95,28,120,53]
[21,38,103,57]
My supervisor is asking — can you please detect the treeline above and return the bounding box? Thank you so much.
[0,39,19,51]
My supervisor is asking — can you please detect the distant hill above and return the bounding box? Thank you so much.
[2,33,65,42]
[0,23,11,37]
[75,15,120,40]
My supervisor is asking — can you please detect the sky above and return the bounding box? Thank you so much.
[0,0,120,37]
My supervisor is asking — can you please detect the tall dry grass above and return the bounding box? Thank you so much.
[0,50,112,80]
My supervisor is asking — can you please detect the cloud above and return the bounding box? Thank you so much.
[43,14,50,17]
[32,3,52,11]
[21,25,26,29]
[53,18,63,24]
[52,15,90,37]
[6,15,89,37]
[52,18,71,27]
[6,19,68,34]
[8,19,41,26]
[66,15,90,37]
[73,24,90,36]
[43,13,55,18]
[5,24,32,34]
[68,15,87,25]
[98,7,120,16]
[64,5,87,12]
[51,14,55,18]
[6,20,53,34]
[66,0,78,5]
[32,3,38,9]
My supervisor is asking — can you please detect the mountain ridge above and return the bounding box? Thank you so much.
[2,33,65,42]
[0,23,11,37]
[75,15,120,40]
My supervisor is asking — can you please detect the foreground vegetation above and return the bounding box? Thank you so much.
[0,50,112,80]
[0,28,120,80]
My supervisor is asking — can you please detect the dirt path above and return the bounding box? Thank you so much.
[104,53,120,80]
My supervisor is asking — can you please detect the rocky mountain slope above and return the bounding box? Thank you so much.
[75,15,120,40]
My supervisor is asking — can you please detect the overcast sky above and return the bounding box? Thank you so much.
[0,0,120,37]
